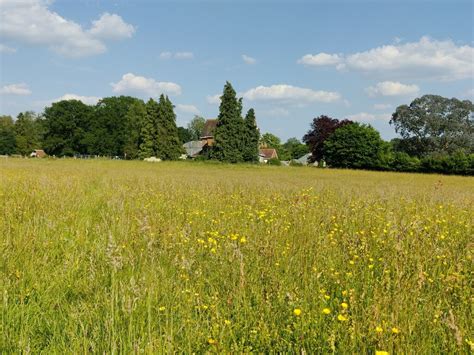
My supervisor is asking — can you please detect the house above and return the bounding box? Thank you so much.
[295,153,312,165]
[182,119,217,158]
[259,148,278,163]
[30,149,47,158]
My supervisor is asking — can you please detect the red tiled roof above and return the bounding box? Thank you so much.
[259,148,278,159]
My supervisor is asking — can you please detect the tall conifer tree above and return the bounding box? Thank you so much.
[155,95,183,160]
[139,98,158,158]
[213,81,246,162]
[243,108,259,162]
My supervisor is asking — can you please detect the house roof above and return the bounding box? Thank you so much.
[259,148,278,160]
[183,140,204,157]
[201,119,217,138]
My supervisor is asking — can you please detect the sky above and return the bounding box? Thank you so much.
[0,0,473,141]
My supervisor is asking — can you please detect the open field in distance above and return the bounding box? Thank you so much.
[1,159,473,353]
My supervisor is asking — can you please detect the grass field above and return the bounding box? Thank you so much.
[1,159,473,353]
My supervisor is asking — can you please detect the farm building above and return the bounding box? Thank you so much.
[30,150,47,158]
[259,148,278,163]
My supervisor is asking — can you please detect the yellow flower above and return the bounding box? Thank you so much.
[391,327,400,334]
[240,237,247,244]
[224,319,231,325]
[208,338,217,345]
[375,351,389,355]
[293,308,302,316]
[337,314,348,322]
[159,306,166,311]
[341,302,348,309]
[375,326,383,333]
[322,308,331,315]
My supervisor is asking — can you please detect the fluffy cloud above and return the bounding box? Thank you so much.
[0,43,16,54]
[176,104,200,115]
[366,81,419,97]
[346,112,391,122]
[88,12,135,40]
[297,53,342,66]
[160,51,194,59]
[206,94,220,104]
[0,0,135,57]
[111,73,182,97]
[241,84,341,103]
[0,83,31,95]
[262,108,290,117]
[52,94,101,105]
[299,37,474,81]
[242,54,256,65]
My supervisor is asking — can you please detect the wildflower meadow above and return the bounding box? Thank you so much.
[1,159,473,353]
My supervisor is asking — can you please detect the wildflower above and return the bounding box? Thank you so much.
[224,319,231,325]
[341,302,348,309]
[322,308,331,315]
[375,326,383,333]
[337,314,348,322]
[375,351,389,355]
[293,308,302,316]
[240,237,247,244]
[368,264,374,269]
[159,306,166,311]
[391,327,400,334]
[208,338,217,345]
[324,295,330,300]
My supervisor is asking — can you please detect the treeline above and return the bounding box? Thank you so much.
[1,83,473,175]
[303,95,474,175]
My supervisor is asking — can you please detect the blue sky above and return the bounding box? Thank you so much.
[1,0,473,141]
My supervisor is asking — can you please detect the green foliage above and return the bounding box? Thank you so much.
[187,116,206,140]
[124,100,147,159]
[282,137,309,160]
[178,127,192,144]
[243,108,260,162]
[0,115,17,155]
[389,152,421,172]
[323,123,387,169]
[260,132,281,149]
[14,111,43,156]
[213,82,246,162]
[139,99,159,159]
[391,95,474,156]
[43,100,93,156]
[267,158,281,166]
[155,95,183,160]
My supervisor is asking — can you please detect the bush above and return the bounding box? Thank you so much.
[289,160,304,167]
[389,152,421,172]
[267,158,281,166]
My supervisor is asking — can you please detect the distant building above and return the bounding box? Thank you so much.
[259,148,278,163]
[30,150,47,158]
[182,119,217,158]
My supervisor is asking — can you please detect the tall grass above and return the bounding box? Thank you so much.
[1,159,473,353]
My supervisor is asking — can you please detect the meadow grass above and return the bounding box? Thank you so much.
[1,159,473,353]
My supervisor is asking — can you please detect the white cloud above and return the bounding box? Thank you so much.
[176,104,200,115]
[463,88,474,99]
[241,84,341,103]
[263,108,290,117]
[174,52,194,59]
[0,0,134,57]
[206,94,221,105]
[53,93,101,105]
[297,53,342,66]
[373,103,392,110]
[0,43,16,53]
[299,37,474,81]
[347,112,391,122]
[111,73,182,97]
[0,83,31,95]
[88,12,135,40]
[242,54,256,65]
[160,51,194,59]
[366,81,419,97]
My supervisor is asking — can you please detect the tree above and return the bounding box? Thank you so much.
[43,100,93,156]
[124,100,147,159]
[155,95,183,160]
[187,116,206,140]
[282,137,309,160]
[259,132,281,149]
[323,123,387,169]
[390,95,474,156]
[177,127,192,144]
[14,111,43,155]
[139,98,159,159]
[243,108,259,162]
[303,115,352,163]
[0,115,16,155]
[213,82,246,162]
